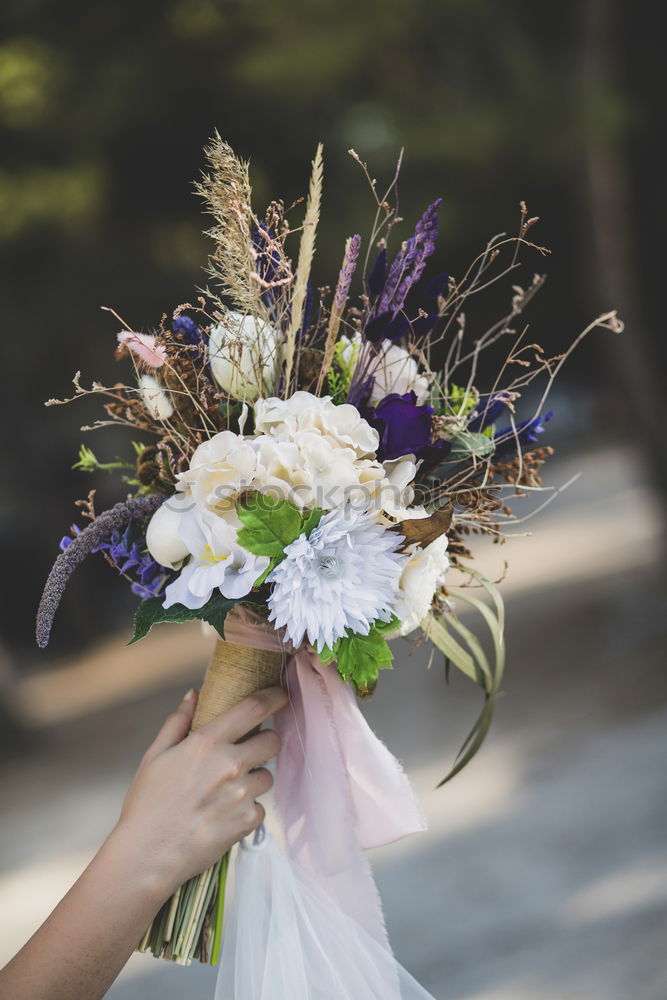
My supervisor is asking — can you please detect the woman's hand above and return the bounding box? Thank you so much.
[0,684,288,1000]
[110,685,288,898]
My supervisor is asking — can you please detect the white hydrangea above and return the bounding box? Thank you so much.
[254,391,379,457]
[165,393,421,540]
[267,508,408,651]
[175,430,258,511]
[252,392,416,512]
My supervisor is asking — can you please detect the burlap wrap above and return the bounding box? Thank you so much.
[191,637,284,732]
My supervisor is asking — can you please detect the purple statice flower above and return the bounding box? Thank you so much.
[363,391,451,464]
[378,199,442,317]
[38,494,165,648]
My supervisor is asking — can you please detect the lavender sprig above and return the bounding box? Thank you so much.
[379,199,442,316]
[333,233,361,313]
[317,234,362,394]
[36,494,165,648]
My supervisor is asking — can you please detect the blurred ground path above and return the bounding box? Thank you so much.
[1,444,666,999]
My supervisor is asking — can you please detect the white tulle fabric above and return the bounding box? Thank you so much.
[215,608,434,998]
[215,829,437,1000]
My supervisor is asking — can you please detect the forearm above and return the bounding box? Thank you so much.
[0,830,168,1000]
[0,686,284,1000]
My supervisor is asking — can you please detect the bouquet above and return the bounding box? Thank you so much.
[36,135,620,987]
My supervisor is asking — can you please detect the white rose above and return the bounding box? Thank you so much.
[393,533,449,636]
[209,311,281,401]
[139,374,174,421]
[145,498,191,569]
[368,340,431,405]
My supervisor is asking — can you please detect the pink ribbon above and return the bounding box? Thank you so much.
[224,608,427,947]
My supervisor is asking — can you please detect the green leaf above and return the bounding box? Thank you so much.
[372,614,400,636]
[130,593,241,644]
[422,572,506,786]
[197,593,240,639]
[253,559,276,587]
[301,507,325,537]
[448,431,495,462]
[129,597,199,644]
[237,493,304,558]
[422,612,480,685]
[334,626,394,697]
[318,643,336,664]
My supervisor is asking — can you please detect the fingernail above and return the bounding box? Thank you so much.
[183,688,196,702]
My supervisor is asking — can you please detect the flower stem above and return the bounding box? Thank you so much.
[211,852,229,965]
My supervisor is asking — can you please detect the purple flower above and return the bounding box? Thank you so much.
[172,315,206,359]
[38,495,165,648]
[364,312,410,345]
[493,412,553,459]
[333,234,361,313]
[378,200,442,316]
[367,248,387,298]
[364,391,451,463]
[467,394,512,433]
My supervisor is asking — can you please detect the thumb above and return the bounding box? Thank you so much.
[143,688,198,762]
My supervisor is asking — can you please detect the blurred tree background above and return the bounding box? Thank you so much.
[0,0,662,662]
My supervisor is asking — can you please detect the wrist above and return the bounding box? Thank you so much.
[100,822,177,909]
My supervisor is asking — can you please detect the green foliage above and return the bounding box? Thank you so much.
[326,364,348,405]
[301,506,326,537]
[72,443,137,474]
[237,493,325,560]
[423,572,505,784]
[237,494,304,558]
[320,616,399,696]
[198,592,241,638]
[447,383,478,417]
[447,430,496,462]
[129,592,239,644]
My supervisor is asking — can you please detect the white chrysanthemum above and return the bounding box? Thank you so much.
[267,508,408,651]
[393,534,449,636]
[208,311,282,401]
